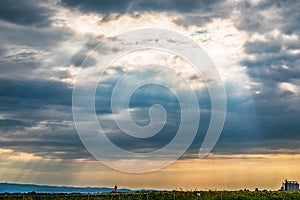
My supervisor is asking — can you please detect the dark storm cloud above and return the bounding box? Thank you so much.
[241,55,300,82]
[0,77,89,160]
[0,0,55,27]
[0,60,41,80]
[91,69,266,157]
[235,0,300,34]
[69,52,96,67]
[0,0,299,162]
[61,0,234,28]
[0,0,101,161]
[235,0,300,153]
[68,35,103,67]
[0,120,91,160]
[96,78,181,153]
[61,0,221,13]
[0,119,30,132]
[239,4,300,82]
[0,79,72,107]
[0,79,89,160]
[0,15,75,81]
[245,41,282,54]
[0,19,73,49]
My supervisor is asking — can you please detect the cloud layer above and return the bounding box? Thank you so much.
[0,0,299,179]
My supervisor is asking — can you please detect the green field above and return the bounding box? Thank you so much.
[1,191,300,200]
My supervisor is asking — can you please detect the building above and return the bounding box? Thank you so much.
[112,185,118,193]
[281,180,299,191]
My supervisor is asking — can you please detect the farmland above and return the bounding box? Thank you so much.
[1,191,300,200]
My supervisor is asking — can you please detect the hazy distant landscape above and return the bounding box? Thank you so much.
[1,0,300,197]
[0,183,136,194]
[1,191,300,200]
[1,183,300,200]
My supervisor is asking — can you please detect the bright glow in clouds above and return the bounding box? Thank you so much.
[56,10,255,96]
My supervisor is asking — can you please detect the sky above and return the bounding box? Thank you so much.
[0,0,300,190]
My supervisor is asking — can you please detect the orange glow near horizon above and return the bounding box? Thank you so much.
[1,149,300,190]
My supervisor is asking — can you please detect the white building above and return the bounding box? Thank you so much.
[281,180,299,191]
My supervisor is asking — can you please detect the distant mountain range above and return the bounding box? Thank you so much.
[0,183,139,194]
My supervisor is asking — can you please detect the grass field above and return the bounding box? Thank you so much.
[1,191,300,200]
